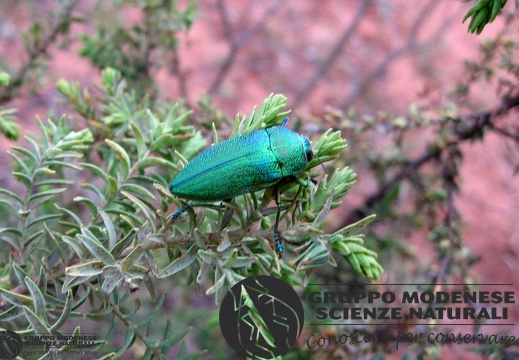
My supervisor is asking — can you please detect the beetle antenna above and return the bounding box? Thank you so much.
[315,152,328,175]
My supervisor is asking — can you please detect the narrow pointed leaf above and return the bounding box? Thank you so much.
[23,306,51,334]
[77,231,115,265]
[66,260,104,277]
[158,245,198,278]
[137,294,165,327]
[25,277,46,319]
[0,288,33,307]
[106,139,131,180]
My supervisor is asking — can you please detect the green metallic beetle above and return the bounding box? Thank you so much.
[169,117,314,253]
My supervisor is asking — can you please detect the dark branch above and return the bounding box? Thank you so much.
[290,0,372,109]
[208,0,283,95]
[343,91,519,224]
[339,0,444,110]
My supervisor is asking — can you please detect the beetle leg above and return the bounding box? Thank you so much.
[169,203,192,220]
[274,187,284,254]
[291,175,317,187]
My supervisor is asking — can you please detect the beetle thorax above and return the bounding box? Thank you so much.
[267,127,310,177]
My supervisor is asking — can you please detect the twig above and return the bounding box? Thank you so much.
[343,91,519,224]
[208,0,283,95]
[170,49,190,104]
[0,0,80,104]
[339,0,442,110]
[290,0,372,109]
[431,146,461,284]
[492,125,519,141]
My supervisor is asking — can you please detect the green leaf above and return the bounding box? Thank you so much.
[205,273,225,295]
[131,122,147,159]
[120,183,156,200]
[11,145,39,163]
[28,188,66,207]
[0,188,23,204]
[70,288,91,311]
[73,196,98,217]
[12,263,28,288]
[80,163,110,183]
[0,71,10,87]
[121,245,144,268]
[158,327,190,353]
[80,183,106,202]
[134,157,178,172]
[153,183,174,199]
[33,167,56,177]
[96,353,117,360]
[49,290,73,332]
[23,306,52,334]
[25,277,46,319]
[55,203,83,227]
[63,275,91,293]
[106,139,131,180]
[0,227,23,238]
[311,129,348,160]
[45,160,83,171]
[151,133,173,152]
[34,179,75,187]
[121,191,156,232]
[115,328,136,357]
[107,208,143,227]
[61,235,87,259]
[137,294,165,327]
[289,241,329,271]
[57,325,107,354]
[0,198,20,212]
[37,266,47,295]
[0,306,24,321]
[158,245,199,278]
[7,150,31,176]
[110,228,136,257]
[12,171,31,188]
[102,266,122,293]
[77,227,116,265]
[106,176,118,202]
[27,214,61,229]
[99,208,117,249]
[37,117,50,149]
[66,260,104,276]
[0,288,33,307]
[24,230,45,247]
[24,136,41,159]
[332,214,376,238]
[234,93,289,136]
[53,150,84,160]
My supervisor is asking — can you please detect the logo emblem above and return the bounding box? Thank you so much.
[0,330,22,360]
[219,275,304,358]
